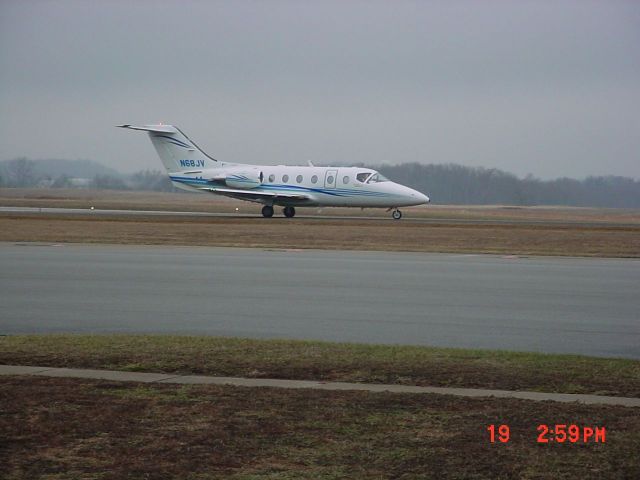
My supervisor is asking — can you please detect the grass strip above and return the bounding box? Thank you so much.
[2,213,640,257]
[1,334,638,397]
[1,376,638,479]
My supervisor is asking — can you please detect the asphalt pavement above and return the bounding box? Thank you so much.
[1,243,638,358]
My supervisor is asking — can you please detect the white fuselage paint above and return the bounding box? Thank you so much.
[169,165,428,208]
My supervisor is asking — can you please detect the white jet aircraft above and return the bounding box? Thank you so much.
[118,124,429,219]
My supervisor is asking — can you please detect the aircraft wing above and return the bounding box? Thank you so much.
[198,187,311,204]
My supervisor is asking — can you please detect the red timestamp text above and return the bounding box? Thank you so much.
[537,424,605,443]
[487,424,511,443]
[487,424,606,444]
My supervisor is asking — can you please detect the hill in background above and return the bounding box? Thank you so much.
[32,159,122,178]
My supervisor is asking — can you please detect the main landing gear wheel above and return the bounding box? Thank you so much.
[283,206,296,218]
[261,205,274,218]
[392,209,402,220]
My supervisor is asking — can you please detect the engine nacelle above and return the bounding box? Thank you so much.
[224,170,263,189]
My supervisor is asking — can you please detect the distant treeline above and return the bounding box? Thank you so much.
[0,158,174,192]
[377,163,640,208]
[2,157,639,208]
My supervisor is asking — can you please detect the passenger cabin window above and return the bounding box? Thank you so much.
[282,174,289,183]
[268,174,275,182]
[356,172,370,183]
[343,176,349,184]
[311,175,318,184]
[296,175,303,183]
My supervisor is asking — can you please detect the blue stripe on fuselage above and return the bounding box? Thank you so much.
[169,176,395,197]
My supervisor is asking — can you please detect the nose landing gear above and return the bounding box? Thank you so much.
[392,209,402,220]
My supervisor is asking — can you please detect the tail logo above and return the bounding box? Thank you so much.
[153,134,192,149]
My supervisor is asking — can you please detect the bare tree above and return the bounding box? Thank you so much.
[5,157,36,187]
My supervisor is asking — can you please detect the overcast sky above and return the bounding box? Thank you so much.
[1,0,638,179]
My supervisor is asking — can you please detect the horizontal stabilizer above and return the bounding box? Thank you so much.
[116,124,178,134]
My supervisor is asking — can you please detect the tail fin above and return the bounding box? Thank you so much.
[117,124,219,173]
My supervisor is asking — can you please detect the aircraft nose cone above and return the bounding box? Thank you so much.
[409,190,430,204]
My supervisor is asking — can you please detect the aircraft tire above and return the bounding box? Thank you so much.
[392,209,402,220]
[262,205,274,218]
[283,206,296,218]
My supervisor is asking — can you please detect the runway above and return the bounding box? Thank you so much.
[1,206,633,227]
[1,243,638,358]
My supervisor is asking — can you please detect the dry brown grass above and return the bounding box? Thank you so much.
[1,213,639,257]
[1,188,639,257]
[1,376,638,479]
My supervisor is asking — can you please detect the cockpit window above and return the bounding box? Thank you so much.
[367,173,389,183]
[356,172,371,183]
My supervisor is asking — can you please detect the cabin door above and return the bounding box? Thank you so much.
[324,169,338,189]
